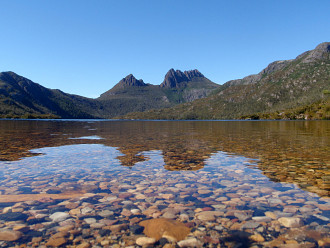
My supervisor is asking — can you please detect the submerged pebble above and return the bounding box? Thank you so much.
[0,120,329,247]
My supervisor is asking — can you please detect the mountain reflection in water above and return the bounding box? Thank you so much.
[0,120,329,197]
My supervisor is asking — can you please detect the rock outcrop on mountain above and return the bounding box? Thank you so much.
[225,60,292,87]
[160,69,206,88]
[298,42,330,63]
[184,69,205,80]
[160,69,189,88]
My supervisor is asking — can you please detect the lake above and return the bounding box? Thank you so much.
[0,120,329,247]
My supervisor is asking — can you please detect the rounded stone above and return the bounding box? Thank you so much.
[84,218,96,224]
[178,238,202,247]
[139,218,190,241]
[278,217,303,228]
[46,237,67,247]
[195,211,223,221]
[136,237,156,246]
[0,230,22,241]
[49,212,70,222]
[250,233,265,242]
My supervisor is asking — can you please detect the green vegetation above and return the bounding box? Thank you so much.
[0,113,60,119]
[0,71,219,119]
[1,43,329,120]
[120,49,330,120]
[240,99,330,120]
[97,77,219,118]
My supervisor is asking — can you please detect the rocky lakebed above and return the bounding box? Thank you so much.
[0,120,329,247]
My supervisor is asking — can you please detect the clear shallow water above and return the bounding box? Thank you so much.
[0,120,329,247]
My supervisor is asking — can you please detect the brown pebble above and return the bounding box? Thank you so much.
[57,225,74,232]
[163,244,176,248]
[278,217,303,228]
[161,194,174,200]
[136,237,156,246]
[46,237,67,247]
[76,242,91,248]
[50,232,67,239]
[108,224,128,233]
[13,225,29,232]
[65,202,80,209]
[140,218,190,241]
[250,233,265,242]
[0,230,22,241]
[69,208,81,215]
[32,236,43,243]
[121,208,132,217]
[195,211,224,221]
[318,237,330,247]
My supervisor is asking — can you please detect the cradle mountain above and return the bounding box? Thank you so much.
[0,69,218,119]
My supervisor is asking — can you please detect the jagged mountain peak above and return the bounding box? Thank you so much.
[184,69,204,80]
[160,69,188,88]
[160,68,205,88]
[118,74,146,87]
[98,74,147,99]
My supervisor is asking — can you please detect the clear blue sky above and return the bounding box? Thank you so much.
[1,0,329,98]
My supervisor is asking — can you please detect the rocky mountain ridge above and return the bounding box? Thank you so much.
[224,60,292,87]
[0,69,218,119]
[298,42,330,62]
[160,69,205,88]
[224,42,330,88]
[121,42,330,120]
[97,69,219,114]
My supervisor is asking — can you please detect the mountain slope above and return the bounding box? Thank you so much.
[240,97,330,120]
[0,69,219,119]
[0,72,100,118]
[121,42,330,120]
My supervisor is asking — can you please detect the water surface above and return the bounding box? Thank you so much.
[0,120,329,247]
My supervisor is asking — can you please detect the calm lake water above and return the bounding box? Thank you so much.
[0,120,329,247]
